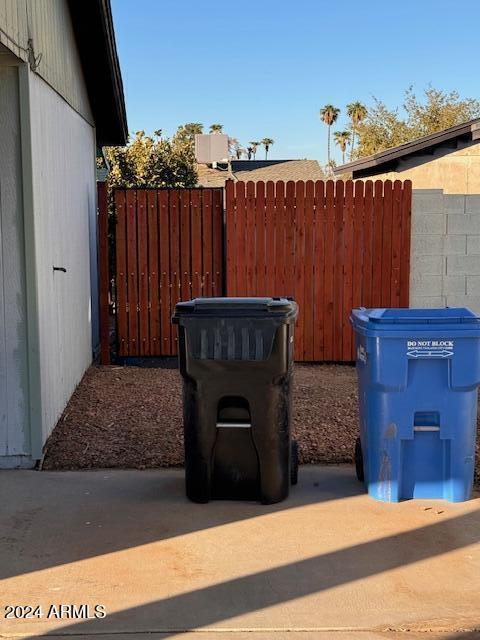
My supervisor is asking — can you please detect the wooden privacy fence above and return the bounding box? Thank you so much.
[225,179,412,362]
[99,179,412,362]
[111,187,223,357]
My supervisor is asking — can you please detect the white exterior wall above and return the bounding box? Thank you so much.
[0,0,93,124]
[29,71,96,449]
[0,65,29,463]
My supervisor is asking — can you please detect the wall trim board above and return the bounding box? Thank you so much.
[18,62,43,460]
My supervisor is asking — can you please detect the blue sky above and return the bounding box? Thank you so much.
[111,0,480,165]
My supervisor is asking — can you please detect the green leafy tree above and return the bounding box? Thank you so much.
[333,130,351,164]
[355,86,480,158]
[404,86,480,137]
[319,105,340,168]
[346,102,367,159]
[354,100,410,158]
[209,123,223,133]
[261,137,274,159]
[105,129,198,189]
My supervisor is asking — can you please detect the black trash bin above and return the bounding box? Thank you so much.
[172,297,298,504]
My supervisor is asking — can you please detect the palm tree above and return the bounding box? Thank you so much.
[249,141,261,160]
[228,137,239,155]
[246,146,253,160]
[333,130,351,164]
[261,138,274,159]
[319,105,340,169]
[209,123,223,134]
[184,122,203,136]
[234,143,245,159]
[346,102,367,159]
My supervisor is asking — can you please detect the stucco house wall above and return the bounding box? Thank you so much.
[367,140,480,195]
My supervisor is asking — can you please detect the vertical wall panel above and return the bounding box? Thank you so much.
[0,65,29,458]
[30,71,96,447]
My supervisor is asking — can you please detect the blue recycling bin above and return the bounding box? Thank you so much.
[351,307,480,502]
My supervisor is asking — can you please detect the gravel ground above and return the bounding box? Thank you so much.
[43,363,480,484]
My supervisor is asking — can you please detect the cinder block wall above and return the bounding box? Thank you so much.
[410,189,480,313]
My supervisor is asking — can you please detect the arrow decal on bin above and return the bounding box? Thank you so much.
[407,339,454,358]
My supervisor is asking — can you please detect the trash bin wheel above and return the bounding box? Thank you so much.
[291,440,299,485]
[354,437,364,482]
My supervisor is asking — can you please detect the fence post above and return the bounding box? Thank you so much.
[97,181,111,365]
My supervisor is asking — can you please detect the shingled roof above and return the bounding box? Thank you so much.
[197,159,324,187]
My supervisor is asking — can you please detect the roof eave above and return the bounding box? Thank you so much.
[334,119,480,176]
[68,0,128,146]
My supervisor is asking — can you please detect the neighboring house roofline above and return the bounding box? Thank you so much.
[67,0,127,146]
[334,118,480,177]
[196,159,325,187]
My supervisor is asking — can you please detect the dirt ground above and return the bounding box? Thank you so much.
[43,364,357,469]
[43,363,480,483]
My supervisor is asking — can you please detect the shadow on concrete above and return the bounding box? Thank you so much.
[0,467,363,580]
[23,507,480,638]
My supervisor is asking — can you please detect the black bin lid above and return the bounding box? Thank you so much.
[172,297,298,320]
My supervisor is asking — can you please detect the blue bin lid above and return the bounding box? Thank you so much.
[351,307,480,334]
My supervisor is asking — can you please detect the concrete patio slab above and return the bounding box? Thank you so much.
[0,466,479,639]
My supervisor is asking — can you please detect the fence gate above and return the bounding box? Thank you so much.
[112,187,223,357]
[225,179,412,362]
